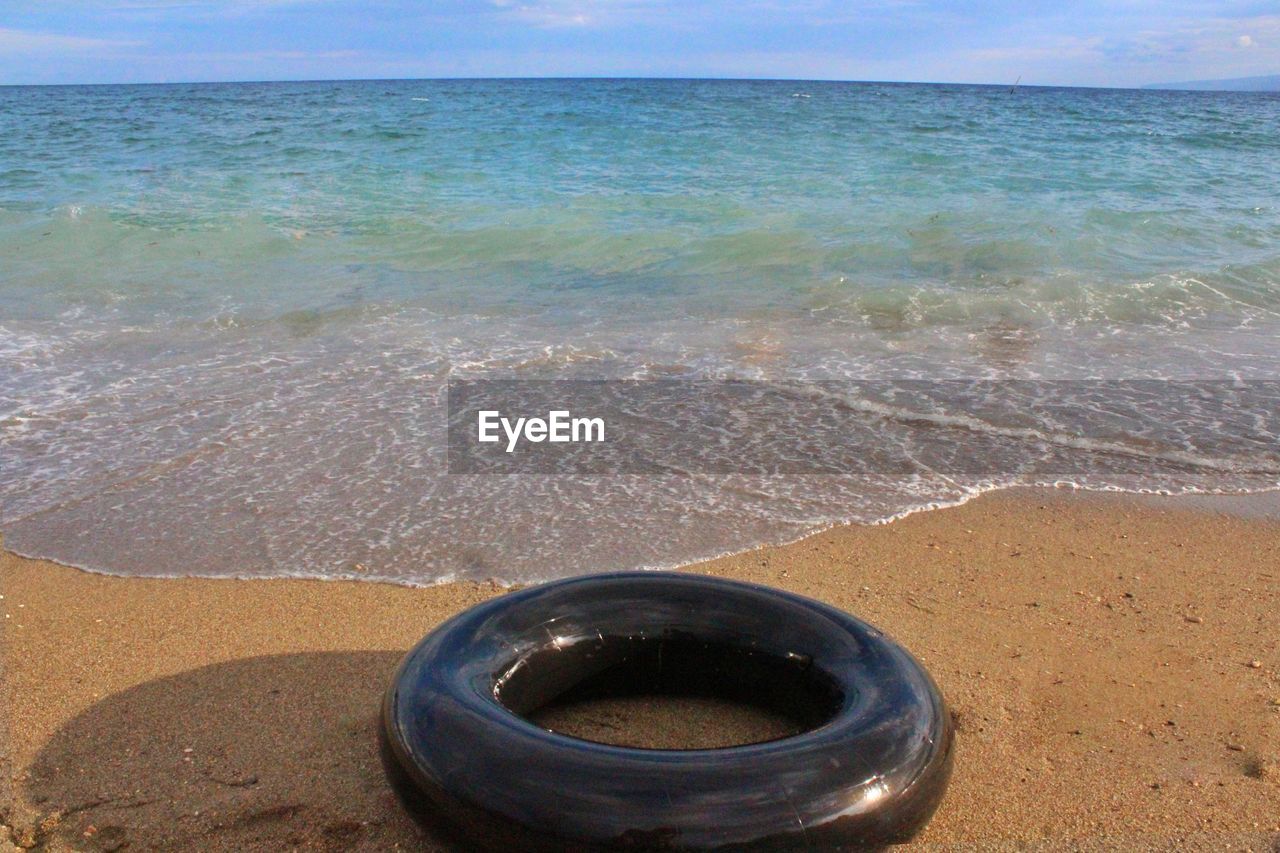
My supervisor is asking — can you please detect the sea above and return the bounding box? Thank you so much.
[2,78,1278,584]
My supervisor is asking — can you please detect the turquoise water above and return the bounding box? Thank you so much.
[2,79,1279,583]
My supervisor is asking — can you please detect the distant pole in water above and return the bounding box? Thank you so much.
[1009,75,1022,94]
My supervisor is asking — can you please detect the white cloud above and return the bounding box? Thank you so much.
[488,0,660,29]
[948,13,1280,86]
[966,36,1105,66]
[72,0,321,7]
[0,26,142,53]
[10,0,339,20]
[175,48,364,61]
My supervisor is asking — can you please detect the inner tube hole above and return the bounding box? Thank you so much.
[493,634,847,749]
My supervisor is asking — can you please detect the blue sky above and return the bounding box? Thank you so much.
[1,1,1277,87]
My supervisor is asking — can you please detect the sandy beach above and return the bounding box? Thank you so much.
[2,487,1278,851]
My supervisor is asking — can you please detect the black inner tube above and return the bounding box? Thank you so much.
[499,634,846,740]
[381,572,953,852]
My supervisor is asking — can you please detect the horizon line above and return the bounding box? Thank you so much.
[0,74,1191,92]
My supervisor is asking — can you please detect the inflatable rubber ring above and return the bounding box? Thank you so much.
[381,572,953,851]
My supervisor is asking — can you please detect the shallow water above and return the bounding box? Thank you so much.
[2,79,1278,583]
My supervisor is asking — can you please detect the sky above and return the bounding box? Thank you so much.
[0,1,1277,88]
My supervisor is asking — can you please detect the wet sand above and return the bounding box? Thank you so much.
[2,488,1278,850]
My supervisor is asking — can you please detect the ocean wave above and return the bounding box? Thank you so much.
[3,79,1280,583]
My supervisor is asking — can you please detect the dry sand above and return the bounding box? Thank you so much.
[2,488,1278,851]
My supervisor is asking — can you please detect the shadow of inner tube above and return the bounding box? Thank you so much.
[381,572,954,851]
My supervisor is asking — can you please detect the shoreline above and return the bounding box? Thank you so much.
[3,487,1279,849]
[3,484,1278,589]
